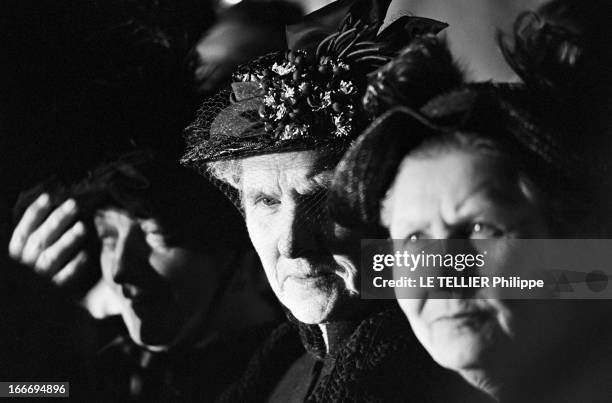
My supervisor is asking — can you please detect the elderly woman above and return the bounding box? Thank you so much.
[180,3,492,402]
[330,11,612,403]
[9,152,279,401]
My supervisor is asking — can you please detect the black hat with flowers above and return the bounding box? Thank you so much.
[180,5,448,169]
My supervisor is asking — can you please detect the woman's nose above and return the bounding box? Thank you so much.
[277,202,321,259]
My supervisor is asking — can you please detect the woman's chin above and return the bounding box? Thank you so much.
[283,289,338,325]
[427,320,503,372]
[123,309,182,348]
[127,322,177,348]
[432,338,488,371]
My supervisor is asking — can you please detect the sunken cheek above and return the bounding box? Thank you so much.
[246,208,279,247]
[246,213,287,290]
[246,215,279,258]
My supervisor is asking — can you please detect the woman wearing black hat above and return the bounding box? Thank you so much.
[330,10,612,402]
[180,2,492,402]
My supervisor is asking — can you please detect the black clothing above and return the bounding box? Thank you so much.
[86,321,274,402]
[219,306,492,402]
[267,353,317,403]
[0,255,101,381]
[0,255,275,402]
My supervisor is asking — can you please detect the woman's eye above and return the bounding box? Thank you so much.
[256,196,280,207]
[406,232,425,243]
[470,222,504,238]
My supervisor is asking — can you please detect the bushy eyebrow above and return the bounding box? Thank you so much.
[391,219,430,240]
[456,182,526,215]
[242,168,333,199]
[388,181,523,236]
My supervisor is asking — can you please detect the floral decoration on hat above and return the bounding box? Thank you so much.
[232,19,395,142]
[181,12,448,165]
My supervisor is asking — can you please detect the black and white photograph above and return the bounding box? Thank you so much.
[1,0,611,401]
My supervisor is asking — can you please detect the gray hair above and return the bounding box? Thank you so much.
[207,159,243,190]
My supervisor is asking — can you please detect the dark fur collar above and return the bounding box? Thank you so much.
[218,305,490,402]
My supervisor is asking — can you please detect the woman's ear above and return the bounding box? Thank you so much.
[517,173,541,206]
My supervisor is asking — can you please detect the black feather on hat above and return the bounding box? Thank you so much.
[329,9,611,235]
[362,34,465,118]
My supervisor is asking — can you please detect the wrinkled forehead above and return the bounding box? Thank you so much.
[240,150,339,193]
[384,151,534,228]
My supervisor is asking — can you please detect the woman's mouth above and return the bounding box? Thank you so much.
[435,310,494,328]
[285,272,335,286]
[279,258,337,286]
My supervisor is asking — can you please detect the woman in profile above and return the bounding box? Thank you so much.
[9,152,280,401]
[330,10,612,403]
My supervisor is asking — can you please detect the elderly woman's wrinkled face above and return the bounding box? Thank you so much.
[241,150,361,324]
[95,209,218,349]
[382,148,555,385]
